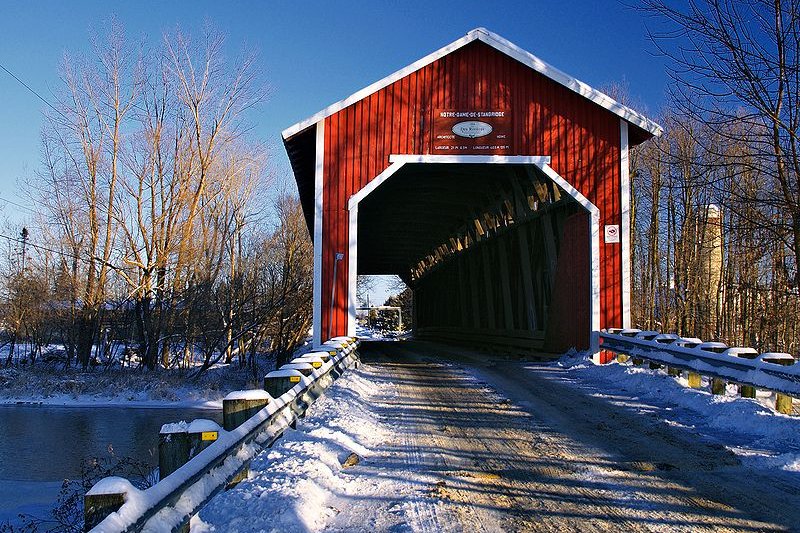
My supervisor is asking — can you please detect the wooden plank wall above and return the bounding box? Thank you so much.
[321,40,621,340]
[543,212,591,352]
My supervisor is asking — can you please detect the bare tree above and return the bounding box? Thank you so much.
[9,21,314,379]
[642,0,800,291]
[38,21,143,368]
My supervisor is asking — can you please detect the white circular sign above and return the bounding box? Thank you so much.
[604,224,620,243]
[452,120,493,138]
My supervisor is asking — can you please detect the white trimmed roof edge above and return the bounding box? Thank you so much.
[282,27,663,140]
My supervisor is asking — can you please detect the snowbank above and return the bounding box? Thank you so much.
[194,364,390,532]
[552,351,800,471]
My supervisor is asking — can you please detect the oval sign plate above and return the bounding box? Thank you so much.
[452,120,493,138]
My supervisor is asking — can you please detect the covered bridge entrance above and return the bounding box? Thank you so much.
[283,28,661,358]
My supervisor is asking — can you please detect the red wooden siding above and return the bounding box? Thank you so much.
[544,212,591,352]
[321,40,623,339]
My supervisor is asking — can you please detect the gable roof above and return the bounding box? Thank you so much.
[282,27,662,141]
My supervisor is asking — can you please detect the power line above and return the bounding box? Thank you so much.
[0,62,70,219]
[0,231,87,265]
[0,61,70,123]
[0,196,38,215]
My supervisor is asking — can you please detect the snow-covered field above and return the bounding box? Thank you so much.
[553,351,800,472]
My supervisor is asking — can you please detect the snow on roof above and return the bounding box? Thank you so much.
[224,390,272,401]
[282,27,662,141]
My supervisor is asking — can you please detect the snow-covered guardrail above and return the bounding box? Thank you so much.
[600,329,798,413]
[83,337,361,533]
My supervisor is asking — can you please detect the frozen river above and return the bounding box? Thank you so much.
[0,404,222,525]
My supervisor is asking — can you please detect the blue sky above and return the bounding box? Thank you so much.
[0,0,670,302]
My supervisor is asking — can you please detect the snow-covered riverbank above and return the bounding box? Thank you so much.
[0,364,259,408]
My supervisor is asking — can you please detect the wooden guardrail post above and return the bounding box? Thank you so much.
[84,477,135,531]
[223,390,271,431]
[264,370,306,399]
[711,378,726,395]
[687,372,702,389]
[667,367,681,377]
[160,419,221,479]
[159,426,191,480]
[222,390,271,488]
[776,393,793,415]
[616,353,629,363]
[739,384,756,398]
[84,493,124,531]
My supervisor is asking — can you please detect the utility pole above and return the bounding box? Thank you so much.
[20,227,28,273]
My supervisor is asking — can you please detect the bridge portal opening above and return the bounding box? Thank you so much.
[352,160,594,354]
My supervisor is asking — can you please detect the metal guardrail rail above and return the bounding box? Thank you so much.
[86,341,360,533]
[600,330,800,397]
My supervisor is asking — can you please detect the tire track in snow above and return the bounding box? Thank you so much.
[358,341,788,532]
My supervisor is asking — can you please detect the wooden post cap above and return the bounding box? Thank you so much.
[264,369,309,399]
[223,390,271,431]
[84,477,138,531]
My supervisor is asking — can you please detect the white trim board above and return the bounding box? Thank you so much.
[283,28,663,141]
[620,119,632,329]
[346,155,601,353]
[388,154,551,166]
[312,120,325,347]
[347,203,358,337]
[345,161,408,335]
[349,162,408,210]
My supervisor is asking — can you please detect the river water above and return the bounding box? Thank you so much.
[0,404,222,524]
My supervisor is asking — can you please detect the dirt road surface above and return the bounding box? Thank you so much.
[323,340,800,532]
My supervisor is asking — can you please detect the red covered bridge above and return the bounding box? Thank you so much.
[283,28,661,359]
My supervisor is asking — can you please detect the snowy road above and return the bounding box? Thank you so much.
[196,341,800,532]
